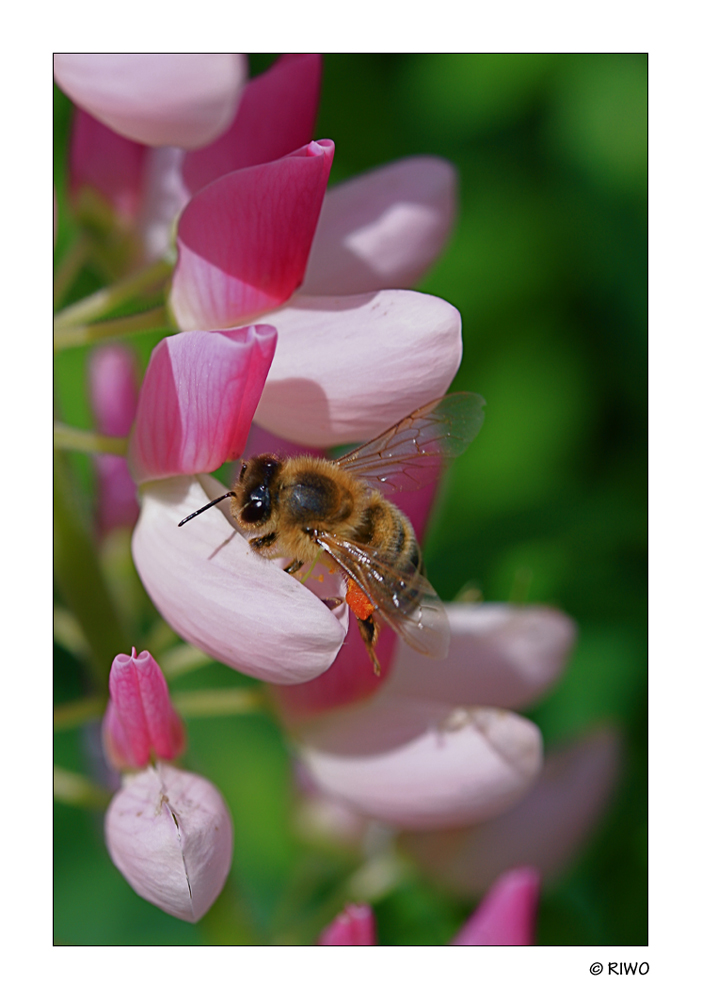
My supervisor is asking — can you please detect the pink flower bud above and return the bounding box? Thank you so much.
[451,867,541,945]
[318,903,377,945]
[102,648,185,770]
[105,763,233,922]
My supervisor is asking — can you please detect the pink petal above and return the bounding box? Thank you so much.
[302,157,457,295]
[131,476,347,684]
[297,698,542,830]
[103,648,185,770]
[254,290,463,447]
[183,54,322,195]
[318,904,377,945]
[54,54,247,149]
[105,763,233,922]
[400,728,621,894]
[451,868,540,945]
[69,109,147,222]
[169,140,335,331]
[385,604,577,711]
[128,325,276,484]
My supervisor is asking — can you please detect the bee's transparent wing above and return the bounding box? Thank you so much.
[335,392,485,494]
[312,532,450,658]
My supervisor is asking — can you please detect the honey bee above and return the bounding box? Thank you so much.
[178,393,485,674]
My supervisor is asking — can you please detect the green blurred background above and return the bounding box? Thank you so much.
[54,54,647,945]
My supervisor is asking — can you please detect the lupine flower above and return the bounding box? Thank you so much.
[130,140,462,684]
[318,866,540,945]
[88,344,140,536]
[60,55,321,266]
[102,648,233,922]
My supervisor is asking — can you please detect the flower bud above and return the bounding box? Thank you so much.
[102,648,185,770]
[105,763,233,922]
[318,903,376,945]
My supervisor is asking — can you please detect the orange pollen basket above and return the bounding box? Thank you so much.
[345,579,375,620]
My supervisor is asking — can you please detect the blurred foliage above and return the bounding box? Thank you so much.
[54,54,646,946]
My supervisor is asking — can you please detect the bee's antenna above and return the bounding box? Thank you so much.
[178,492,236,527]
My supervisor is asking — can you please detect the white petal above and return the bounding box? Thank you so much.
[297,696,542,830]
[254,290,463,447]
[301,156,457,295]
[385,603,577,710]
[131,476,347,684]
[105,763,233,922]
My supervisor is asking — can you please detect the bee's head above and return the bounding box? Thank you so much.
[236,455,280,525]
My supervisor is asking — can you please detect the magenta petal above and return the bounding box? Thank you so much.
[105,763,233,922]
[254,290,463,447]
[318,904,377,945]
[385,604,577,711]
[183,54,322,195]
[302,156,458,295]
[169,141,335,330]
[132,476,346,684]
[54,54,247,149]
[70,109,147,222]
[128,325,276,484]
[298,699,542,830]
[451,868,541,945]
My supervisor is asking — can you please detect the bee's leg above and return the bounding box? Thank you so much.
[249,532,277,553]
[356,615,382,676]
[283,559,304,575]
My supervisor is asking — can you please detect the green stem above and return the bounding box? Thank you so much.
[53,258,172,330]
[54,304,172,351]
[172,688,267,718]
[54,233,89,308]
[54,766,111,810]
[54,422,128,456]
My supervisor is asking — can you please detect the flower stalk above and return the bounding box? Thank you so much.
[54,422,128,456]
[53,258,173,331]
[54,304,173,352]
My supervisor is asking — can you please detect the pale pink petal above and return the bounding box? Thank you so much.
[302,157,457,295]
[254,290,463,447]
[103,649,185,770]
[89,344,140,437]
[297,698,542,830]
[105,763,232,922]
[132,475,347,684]
[451,867,540,945]
[385,604,577,711]
[128,325,276,484]
[183,54,322,195]
[169,141,335,331]
[318,904,377,945]
[69,109,147,222]
[54,54,247,149]
[400,728,621,894]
